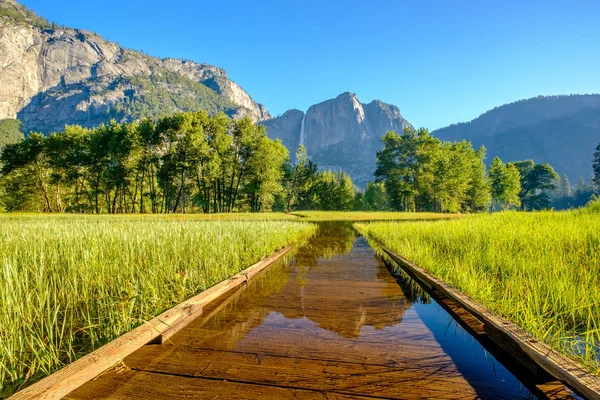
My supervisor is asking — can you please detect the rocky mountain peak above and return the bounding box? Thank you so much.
[0,0,270,133]
[263,93,412,188]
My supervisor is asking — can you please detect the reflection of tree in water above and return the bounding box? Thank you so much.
[191,257,296,349]
[382,257,432,304]
[268,224,414,339]
[191,224,423,345]
[293,222,358,286]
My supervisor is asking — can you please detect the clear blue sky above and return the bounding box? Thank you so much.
[21,0,600,130]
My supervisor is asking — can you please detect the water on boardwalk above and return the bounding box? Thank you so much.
[68,222,549,399]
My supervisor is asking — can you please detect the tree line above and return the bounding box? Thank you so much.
[1,112,599,213]
[371,127,599,212]
[0,112,360,213]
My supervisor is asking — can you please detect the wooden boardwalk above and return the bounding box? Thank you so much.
[64,228,572,399]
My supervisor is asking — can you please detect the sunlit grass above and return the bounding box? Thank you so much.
[291,211,463,221]
[0,212,298,221]
[356,207,600,375]
[0,216,316,396]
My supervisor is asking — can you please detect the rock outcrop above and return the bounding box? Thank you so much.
[0,0,270,133]
[263,92,412,188]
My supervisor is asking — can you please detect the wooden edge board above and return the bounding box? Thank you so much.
[10,246,293,400]
[381,247,600,400]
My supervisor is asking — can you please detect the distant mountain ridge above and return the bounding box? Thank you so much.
[0,0,270,133]
[433,94,600,181]
[263,92,412,188]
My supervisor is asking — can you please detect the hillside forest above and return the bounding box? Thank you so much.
[0,112,598,213]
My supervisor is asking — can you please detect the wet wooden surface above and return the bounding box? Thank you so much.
[67,223,573,399]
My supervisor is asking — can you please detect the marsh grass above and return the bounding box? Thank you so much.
[356,209,600,375]
[291,211,463,221]
[0,216,316,396]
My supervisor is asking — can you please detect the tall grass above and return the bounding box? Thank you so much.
[0,216,316,396]
[291,211,463,221]
[356,208,600,375]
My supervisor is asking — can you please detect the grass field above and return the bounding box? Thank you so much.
[0,212,297,221]
[356,205,600,375]
[0,216,316,396]
[291,211,463,221]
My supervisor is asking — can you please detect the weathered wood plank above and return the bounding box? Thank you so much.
[64,369,369,400]
[123,346,506,399]
[9,246,292,400]
[382,247,600,400]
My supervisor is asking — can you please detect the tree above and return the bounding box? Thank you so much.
[0,119,24,150]
[557,173,572,198]
[315,170,355,211]
[510,160,558,210]
[286,145,319,210]
[0,111,302,214]
[363,181,389,211]
[244,137,288,212]
[375,128,425,211]
[593,143,600,191]
[488,157,521,210]
[466,146,491,212]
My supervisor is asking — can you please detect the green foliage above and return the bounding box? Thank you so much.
[362,181,389,211]
[375,127,492,213]
[0,112,291,214]
[593,143,600,190]
[0,216,316,395]
[0,109,367,214]
[0,119,24,150]
[314,170,355,211]
[510,160,558,210]
[282,146,360,212]
[0,1,50,28]
[551,174,596,210]
[357,210,600,375]
[433,94,600,184]
[107,73,237,122]
[581,195,600,214]
[488,157,521,209]
[284,145,320,211]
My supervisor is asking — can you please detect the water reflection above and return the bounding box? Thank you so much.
[167,222,551,399]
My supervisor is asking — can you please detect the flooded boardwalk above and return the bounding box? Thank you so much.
[67,223,547,399]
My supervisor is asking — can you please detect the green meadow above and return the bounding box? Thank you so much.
[356,203,600,375]
[0,216,316,395]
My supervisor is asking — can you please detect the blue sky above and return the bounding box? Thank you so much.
[21,0,600,130]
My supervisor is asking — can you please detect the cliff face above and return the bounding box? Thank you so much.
[263,92,412,188]
[0,0,270,133]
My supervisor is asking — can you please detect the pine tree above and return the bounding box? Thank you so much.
[558,173,572,198]
[593,143,600,191]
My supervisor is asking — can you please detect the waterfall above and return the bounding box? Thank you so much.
[299,113,306,148]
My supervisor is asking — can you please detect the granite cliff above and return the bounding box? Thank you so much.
[263,92,412,188]
[0,0,270,133]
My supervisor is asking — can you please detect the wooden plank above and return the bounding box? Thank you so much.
[171,329,456,366]
[122,346,500,399]
[64,369,369,400]
[382,247,600,400]
[9,246,292,400]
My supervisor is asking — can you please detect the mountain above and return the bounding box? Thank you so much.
[0,0,270,134]
[433,95,600,181]
[263,92,412,188]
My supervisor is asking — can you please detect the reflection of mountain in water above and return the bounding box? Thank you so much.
[185,222,413,344]
[124,222,543,400]
[271,237,410,338]
[291,222,357,273]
